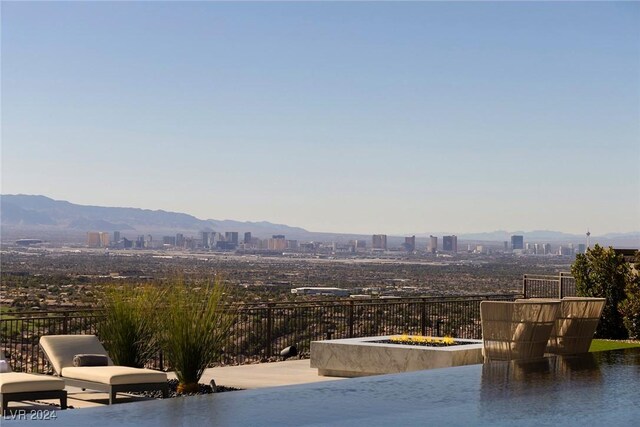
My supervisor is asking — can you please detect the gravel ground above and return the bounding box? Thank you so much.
[130,379,241,399]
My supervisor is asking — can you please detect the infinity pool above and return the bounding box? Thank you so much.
[5,348,640,426]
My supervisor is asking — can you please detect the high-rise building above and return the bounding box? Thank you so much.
[268,235,286,251]
[87,232,110,248]
[176,233,185,247]
[201,231,211,248]
[403,236,416,252]
[559,246,573,256]
[372,234,387,250]
[428,236,438,254]
[244,232,252,244]
[87,232,101,248]
[225,232,239,245]
[113,231,121,244]
[443,235,457,252]
[504,241,509,251]
[163,236,176,246]
[577,244,586,254]
[511,235,524,250]
[184,237,196,250]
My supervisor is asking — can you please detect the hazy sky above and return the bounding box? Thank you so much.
[2,1,639,235]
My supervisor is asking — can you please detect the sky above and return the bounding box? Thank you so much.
[2,1,639,236]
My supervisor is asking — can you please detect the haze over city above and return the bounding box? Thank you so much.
[2,2,639,236]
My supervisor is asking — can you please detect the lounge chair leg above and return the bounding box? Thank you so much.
[1,395,7,416]
[109,390,116,405]
[60,393,67,410]
[161,384,169,399]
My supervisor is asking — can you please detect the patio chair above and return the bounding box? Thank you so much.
[480,300,560,362]
[39,335,168,405]
[0,350,67,414]
[525,297,605,355]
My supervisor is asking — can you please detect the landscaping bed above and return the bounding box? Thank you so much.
[131,379,241,399]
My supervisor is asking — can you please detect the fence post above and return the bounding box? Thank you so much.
[348,301,354,338]
[62,313,68,335]
[558,273,564,299]
[522,275,528,299]
[265,304,273,358]
[421,298,427,336]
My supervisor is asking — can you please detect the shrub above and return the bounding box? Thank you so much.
[160,278,235,393]
[620,288,640,339]
[98,284,165,368]
[571,245,629,339]
[620,252,640,339]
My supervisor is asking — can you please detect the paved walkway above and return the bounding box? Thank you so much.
[4,359,346,413]
[187,359,344,390]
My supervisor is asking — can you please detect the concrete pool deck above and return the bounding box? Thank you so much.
[2,359,346,412]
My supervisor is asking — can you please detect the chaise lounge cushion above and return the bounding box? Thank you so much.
[40,335,114,374]
[61,366,167,385]
[0,373,65,394]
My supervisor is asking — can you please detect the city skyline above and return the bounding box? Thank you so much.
[2,2,639,235]
[4,193,636,242]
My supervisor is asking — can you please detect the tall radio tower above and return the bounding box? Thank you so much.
[586,229,591,249]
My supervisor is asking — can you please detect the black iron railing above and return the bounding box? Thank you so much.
[522,273,576,299]
[1,294,518,373]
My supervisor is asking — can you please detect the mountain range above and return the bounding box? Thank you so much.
[1,194,638,247]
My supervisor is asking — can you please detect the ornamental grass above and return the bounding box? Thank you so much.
[98,284,165,368]
[161,278,235,394]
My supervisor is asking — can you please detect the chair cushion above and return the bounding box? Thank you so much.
[73,354,109,367]
[61,366,167,385]
[0,350,11,373]
[0,372,65,393]
[40,335,113,375]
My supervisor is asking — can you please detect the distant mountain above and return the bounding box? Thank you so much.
[0,200,56,226]
[0,194,309,239]
[207,219,309,238]
[456,230,584,242]
[1,194,212,231]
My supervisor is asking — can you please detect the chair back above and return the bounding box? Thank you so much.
[481,300,560,361]
[39,335,113,375]
[547,297,605,354]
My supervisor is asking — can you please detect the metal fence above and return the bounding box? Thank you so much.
[1,294,517,373]
[522,273,576,299]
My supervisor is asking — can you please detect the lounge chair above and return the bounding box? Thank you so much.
[523,297,605,355]
[39,335,168,404]
[480,300,560,362]
[0,350,67,414]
